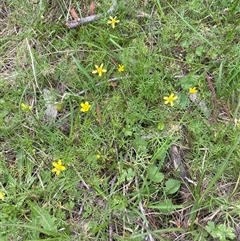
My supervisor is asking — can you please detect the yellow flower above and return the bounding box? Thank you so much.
[21,103,32,112]
[118,64,124,72]
[164,93,178,107]
[96,154,101,159]
[92,63,107,77]
[52,159,66,176]
[0,190,5,201]
[107,16,120,29]
[80,101,91,112]
[189,87,198,94]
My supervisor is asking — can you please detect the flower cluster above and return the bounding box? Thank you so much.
[92,62,124,77]
[83,17,124,115]
[19,14,198,179]
[163,87,198,107]
[91,17,123,78]
[19,17,123,176]
[21,103,32,112]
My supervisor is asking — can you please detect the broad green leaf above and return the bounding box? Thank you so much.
[177,92,190,109]
[28,202,57,232]
[118,168,135,183]
[195,46,205,56]
[206,221,218,238]
[179,74,199,89]
[217,224,236,240]
[133,136,148,153]
[147,165,164,183]
[165,178,181,194]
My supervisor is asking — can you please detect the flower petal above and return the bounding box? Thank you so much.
[52,162,57,167]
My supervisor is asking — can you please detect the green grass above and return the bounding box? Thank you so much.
[1,0,240,240]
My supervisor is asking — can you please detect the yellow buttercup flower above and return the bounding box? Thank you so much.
[80,101,91,112]
[107,16,120,29]
[118,64,124,72]
[92,63,107,77]
[52,159,66,176]
[164,93,178,107]
[21,103,32,112]
[0,190,5,201]
[189,87,198,94]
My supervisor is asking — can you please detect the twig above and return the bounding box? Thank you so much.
[205,71,217,104]
[169,144,194,205]
[66,0,117,28]
[169,145,189,185]
[205,70,219,120]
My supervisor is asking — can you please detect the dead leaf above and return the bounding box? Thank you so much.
[89,2,96,15]
[110,82,117,87]
[70,7,79,20]
[43,88,58,124]
[136,11,151,18]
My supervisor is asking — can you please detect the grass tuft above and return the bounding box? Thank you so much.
[1,0,240,240]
